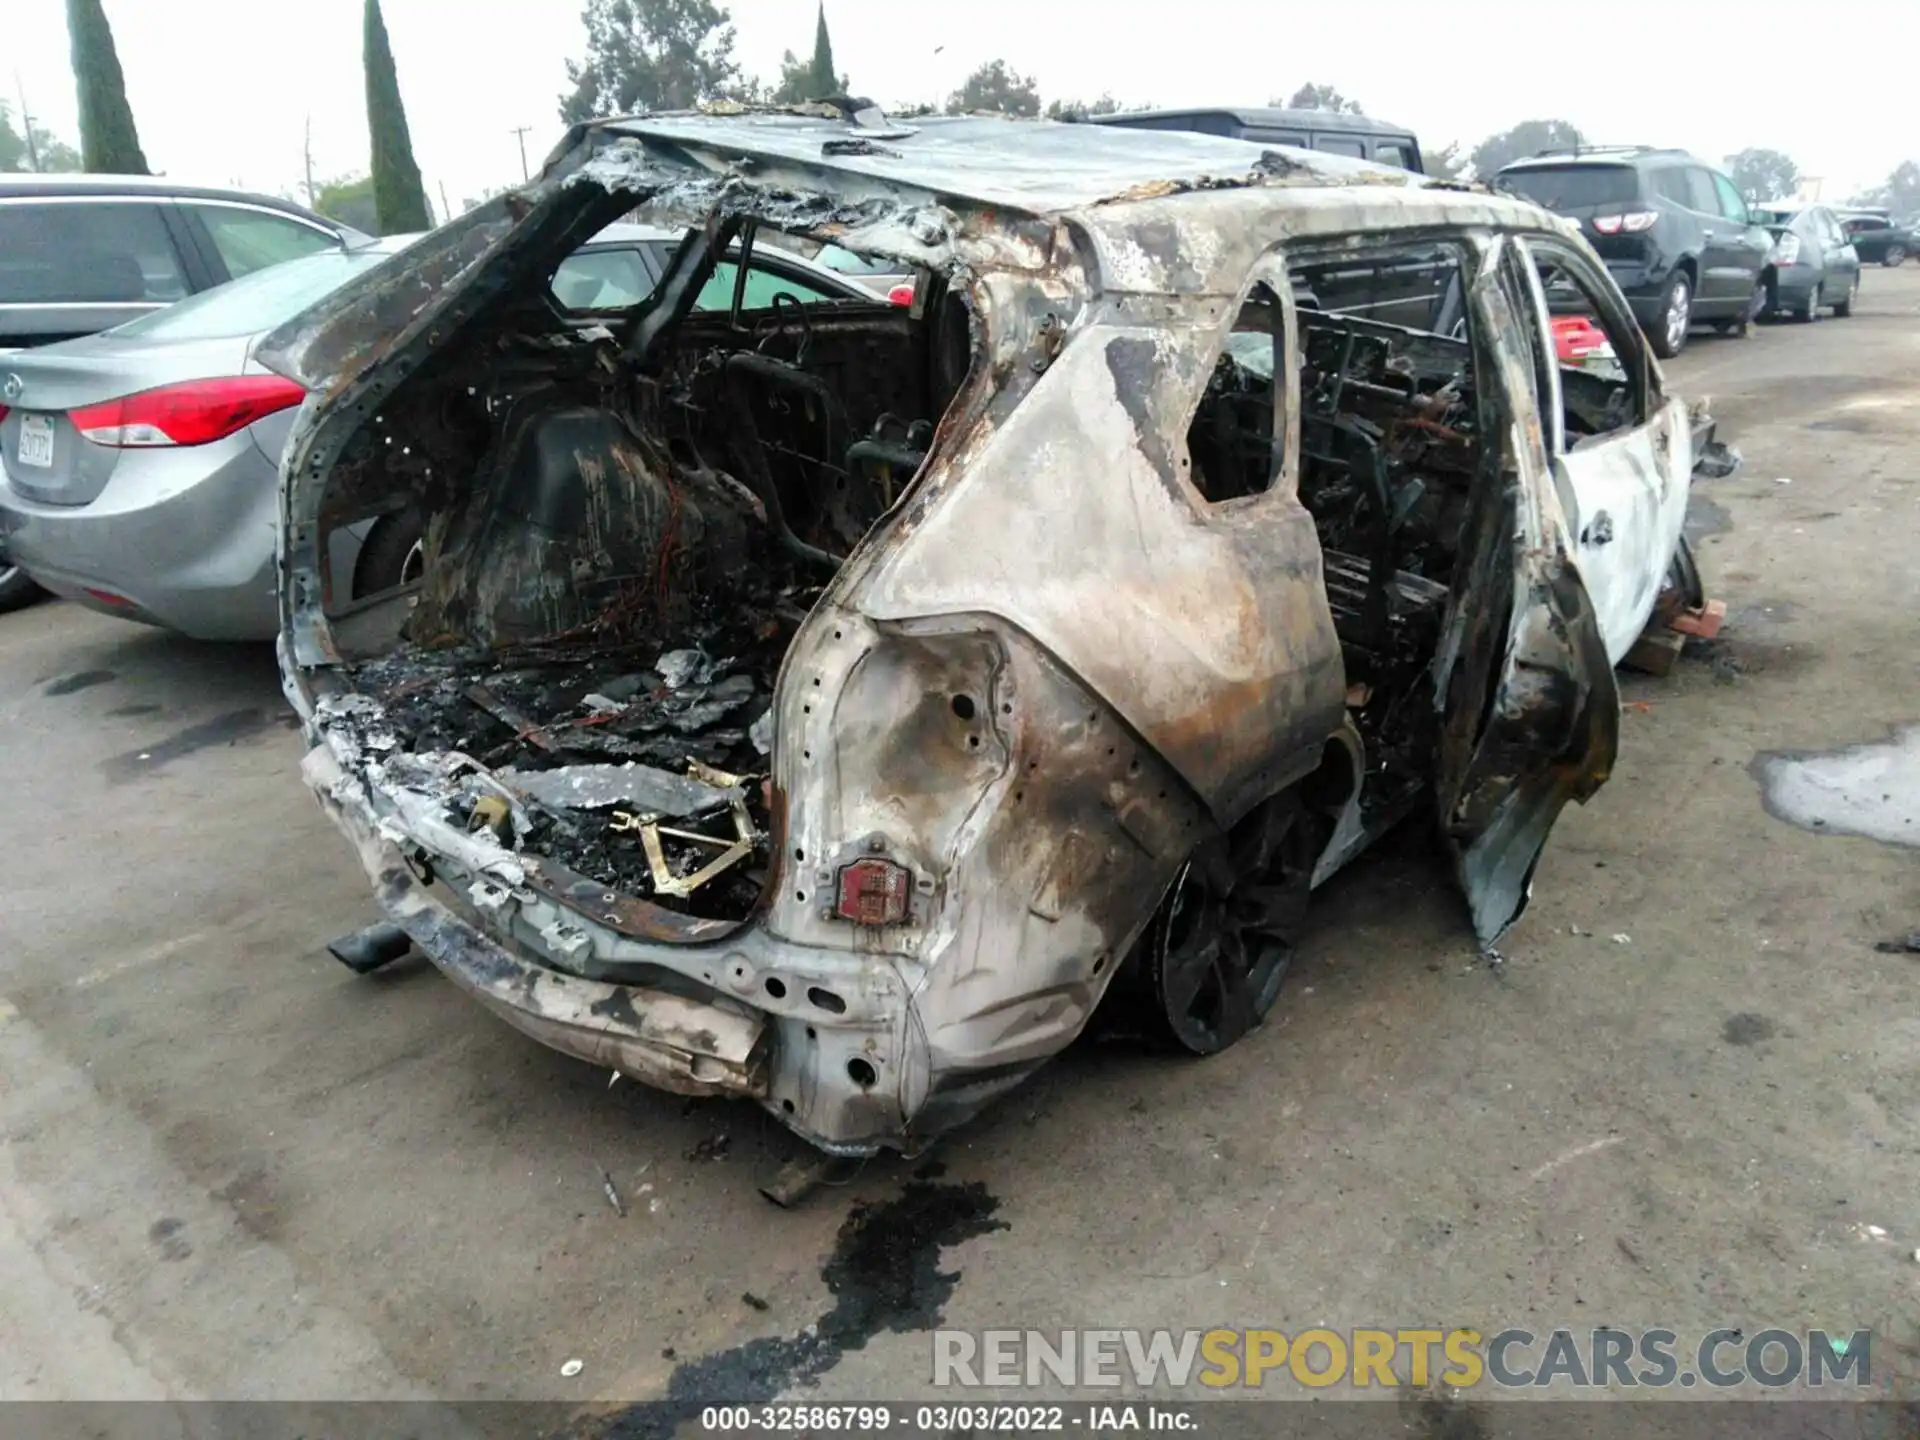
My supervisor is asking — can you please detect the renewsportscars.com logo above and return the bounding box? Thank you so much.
[932,1327,1873,1391]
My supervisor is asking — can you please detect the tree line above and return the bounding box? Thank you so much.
[558,0,1920,214]
[8,0,435,237]
[16,0,1920,234]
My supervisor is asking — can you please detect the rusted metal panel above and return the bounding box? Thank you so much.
[517,855,740,945]
[855,313,1345,826]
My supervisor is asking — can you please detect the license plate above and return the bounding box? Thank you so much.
[16,414,54,468]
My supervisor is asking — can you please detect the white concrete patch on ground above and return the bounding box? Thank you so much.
[1753,724,1920,848]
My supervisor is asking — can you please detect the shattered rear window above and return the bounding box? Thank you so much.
[1499,165,1640,211]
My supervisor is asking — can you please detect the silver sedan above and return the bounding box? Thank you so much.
[0,224,880,638]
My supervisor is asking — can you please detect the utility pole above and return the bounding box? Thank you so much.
[438,180,452,225]
[15,74,40,171]
[510,125,532,181]
[303,115,317,208]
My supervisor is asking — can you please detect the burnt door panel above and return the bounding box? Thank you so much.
[1518,237,1693,665]
[1430,238,1619,946]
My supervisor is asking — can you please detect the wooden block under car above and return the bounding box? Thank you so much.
[1621,628,1685,676]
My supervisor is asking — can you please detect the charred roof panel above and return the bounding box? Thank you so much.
[591,112,1407,216]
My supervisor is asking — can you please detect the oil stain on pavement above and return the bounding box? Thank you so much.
[1685,496,1733,541]
[43,668,116,696]
[1723,1013,1778,1046]
[100,707,280,784]
[601,1180,1005,1439]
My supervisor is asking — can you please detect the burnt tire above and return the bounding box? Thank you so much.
[0,565,45,614]
[1110,791,1330,1056]
[351,510,427,600]
[1715,279,1766,335]
[1667,534,1705,612]
[1648,271,1692,358]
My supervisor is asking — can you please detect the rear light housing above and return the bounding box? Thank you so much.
[886,281,915,306]
[1772,232,1802,265]
[1591,211,1659,235]
[834,857,912,926]
[69,375,306,448]
[0,405,10,425]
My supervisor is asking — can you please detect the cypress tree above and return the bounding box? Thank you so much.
[807,4,838,100]
[66,0,149,174]
[364,0,432,234]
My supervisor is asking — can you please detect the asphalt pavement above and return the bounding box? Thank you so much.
[2,269,1917,1415]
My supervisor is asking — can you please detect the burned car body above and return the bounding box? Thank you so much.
[263,112,1706,1155]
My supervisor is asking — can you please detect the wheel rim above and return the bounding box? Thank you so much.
[1890,247,1906,265]
[1666,280,1691,351]
[0,564,18,588]
[1147,799,1323,1054]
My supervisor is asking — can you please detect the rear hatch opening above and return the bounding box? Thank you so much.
[297,215,973,932]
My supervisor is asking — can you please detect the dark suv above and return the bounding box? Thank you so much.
[1495,147,1773,357]
[1089,106,1424,173]
[1837,211,1914,267]
[0,175,362,351]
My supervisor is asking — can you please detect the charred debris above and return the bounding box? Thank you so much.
[349,603,801,920]
[321,184,962,921]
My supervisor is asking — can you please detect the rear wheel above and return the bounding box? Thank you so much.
[1833,275,1857,318]
[0,565,45,614]
[1116,790,1330,1055]
[1883,244,1908,267]
[1794,284,1822,323]
[351,511,427,599]
[1648,272,1692,358]
[1715,278,1766,336]
[1667,535,1705,612]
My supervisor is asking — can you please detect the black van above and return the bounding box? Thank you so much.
[1088,106,1425,174]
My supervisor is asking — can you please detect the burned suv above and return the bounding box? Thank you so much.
[263,112,1715,1157]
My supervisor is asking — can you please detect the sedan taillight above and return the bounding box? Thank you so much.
[1550,316,1608,360]
[1592,211,1660,235]
[69,375,306,448]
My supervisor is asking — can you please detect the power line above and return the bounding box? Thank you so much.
[303,114,317,207]
[14,74,41,171]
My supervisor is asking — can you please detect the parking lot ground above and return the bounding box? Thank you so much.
[2,268,1918,1410]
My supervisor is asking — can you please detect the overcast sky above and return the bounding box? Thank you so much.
[11,0,1913,213]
